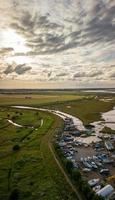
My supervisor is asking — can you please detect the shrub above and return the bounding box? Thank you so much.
[71,169,81,182]
[12,144,20,151]
[65,159,73,174]
[9,188,19,200]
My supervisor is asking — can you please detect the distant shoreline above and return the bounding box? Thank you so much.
[0,88,115,94]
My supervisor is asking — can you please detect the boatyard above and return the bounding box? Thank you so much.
[13,105,115,198]
[56,112,115,200]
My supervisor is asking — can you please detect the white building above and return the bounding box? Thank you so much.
[97,184,114,200]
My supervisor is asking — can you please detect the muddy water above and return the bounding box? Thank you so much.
[8,119,23,127]
[12,106,115,144]
[12,106,86,131]
[102,107,115,130]
[91,107,115,135]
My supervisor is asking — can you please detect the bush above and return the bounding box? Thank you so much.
[12,144,20,151]
[65,159,73,174]
[9,188,19,200]
[71,169,81,182]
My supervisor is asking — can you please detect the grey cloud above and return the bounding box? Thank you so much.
[0,0,114,57]
[0,48,14,55]
[65,2,115,47]
[47,71,52,77]
[46,34,64,44]
[56,72,68,77]
[69,3,115,46]
[4,65,14,74]
[21,11,35,30]
[84,5,115,43]
[110,65,115,68]
[26,39,80,55]
[11,11,68,54]
[15,64,31,75]
[108,72,115,78]
[27,33,65,50]
[65,1,115,48]
[4,64,31,75]
[11,22,26,33]
[10,1,115,55]
[87,71,103,77]
[11,12,62,36]
[69,30,81,40]
[37,16,62,29]
[73,72,86,78]
[0,0,115,88]
[73,70,103,79]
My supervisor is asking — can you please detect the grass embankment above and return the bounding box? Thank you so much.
[0,108,77,200]
[47,98,115,125]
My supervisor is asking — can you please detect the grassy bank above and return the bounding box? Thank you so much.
[102,126,115,134]
[46,98,115,125]
[0,108,77,200]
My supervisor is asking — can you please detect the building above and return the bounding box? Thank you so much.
[97,184,114,200]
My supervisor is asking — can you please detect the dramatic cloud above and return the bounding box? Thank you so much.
[4,65,14,75]
[4,63,31,75]
[0,0,115,88]
[0,48,14,55]
[15,64,31,75]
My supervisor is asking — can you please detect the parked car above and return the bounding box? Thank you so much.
[100,169,110,174]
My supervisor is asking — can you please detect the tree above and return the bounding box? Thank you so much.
[65,160,73,174]
[12,144,20,151]
[71,169,81,182]
[9,188,19,200]
[35,112,39,116]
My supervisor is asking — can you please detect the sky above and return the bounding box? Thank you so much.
[0,0,115,89]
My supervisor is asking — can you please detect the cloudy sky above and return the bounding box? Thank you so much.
[0,0,115,88]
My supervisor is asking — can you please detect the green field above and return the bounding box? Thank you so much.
[0,94,84,106]
[0,93,115,200]
[0,108,78,200]
[46,98,115,125]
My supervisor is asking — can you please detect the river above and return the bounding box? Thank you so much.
[10,105,115,144]
[91,107,115,135]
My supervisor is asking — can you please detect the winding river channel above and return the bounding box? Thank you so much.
[9,106,115,144]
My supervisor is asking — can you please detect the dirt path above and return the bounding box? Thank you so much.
[44,115,83,200]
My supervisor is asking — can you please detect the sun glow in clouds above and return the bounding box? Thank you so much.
[0,0,115,88]
[0,29,30,53]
